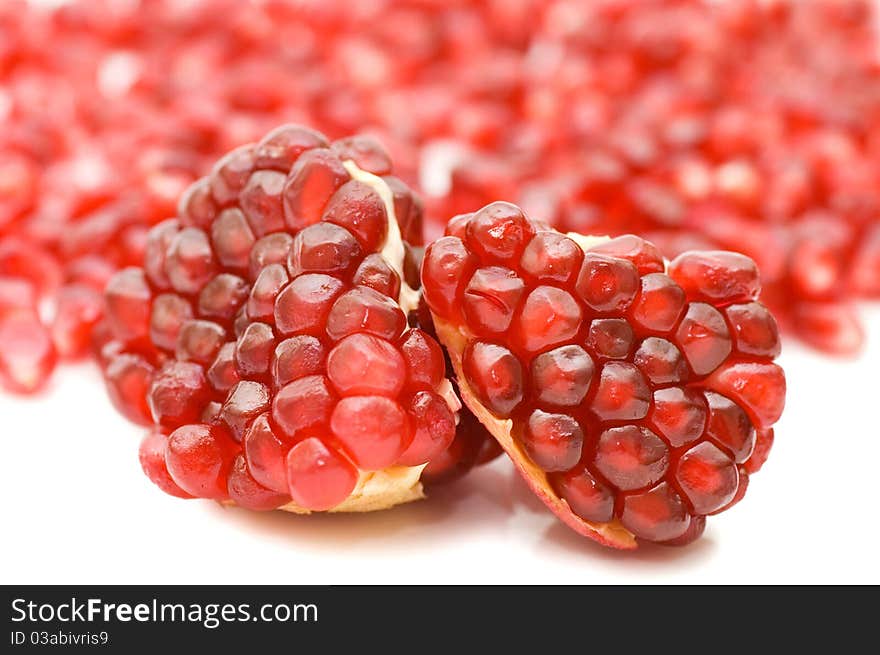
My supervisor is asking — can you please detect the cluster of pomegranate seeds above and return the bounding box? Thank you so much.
[422,202,785,546]
[102,125,461,512]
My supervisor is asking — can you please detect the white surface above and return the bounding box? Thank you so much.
[2,308,879,585]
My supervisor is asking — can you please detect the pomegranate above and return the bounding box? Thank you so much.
[422,202,786,547]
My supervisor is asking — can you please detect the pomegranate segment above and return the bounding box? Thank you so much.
[102,126,458,514]
[422,205,786,548]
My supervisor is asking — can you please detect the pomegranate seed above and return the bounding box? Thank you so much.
[105,268,151,344]
[591,361,650,421]
[704,361,786,428]
[244,413,293,494]
[633,337,688,384]
[589,235,664,275]
[668,251,760,304]
[594,425,669,491]
[165,423,236,500]
[249,233,294,280]
[211,208,255,270]
[247,264,289,323]
[327,333,406,397]
[274,273,345,336]
[744,428,774,474]
[575,253,639,313]
[210,145,255,207]
[104,353,155,426]
[325,285,406,341]
[287,222,363,278]
[649,387,707,448]
[352,254,402,298]
[221,380,270,442]
[620,482,691,542]
[674,442,739,515]
[330,395,413,470]
[551,466,614,523]
[254,125,328,171]
[239,171,286,237]
[0,312,57,394]
[149,361,210,428]
[466,201,534,263]
[462,266,525,335]
[235,322,275,378]
[283,149,351,231]
[397,391,457,466]
[520,232,583,283]
[675,302,732,376]
[322,181,389,252]
[629,273,686,333]
[725,302,781,358]
[206,343,240,394]
[397,328,445,390]
[586,318,634,359]
[421,237,478,320]
[462,341,523,417]
[165,228,216,295]
[139,430,192,499]
[272,375,335,440]
[703,391,756,463]
[198,274,249,322]
[286,437,358,511]
[150,293,193,352]
[227,454,289,511]
[513,285,582,353]
[332,135,393,176]
[176,320,225,365]
[522,410,583,472]
[530,345,595,407]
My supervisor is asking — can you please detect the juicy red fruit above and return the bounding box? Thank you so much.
[422,205,786,547]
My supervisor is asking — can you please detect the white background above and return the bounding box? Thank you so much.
[2,307,878,585]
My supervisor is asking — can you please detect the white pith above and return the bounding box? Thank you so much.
[278,160,456,514]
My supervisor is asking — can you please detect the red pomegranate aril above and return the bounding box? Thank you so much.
[150,293,193,352]
[274,273,345,336]
[586,318,634,359]
[463,341,523,417]
[228,454,289,511]
[552,466,615,523]
[0,239,61,297]
[247,264,289,322]
[513,285,582,353]
[668,251,760,304]
[330,395,413,470]
[675,442,739,515]
[272,336,326,388]
[272,374,335,439]
[210,145,255,207]
[594,425,669,491]
[286,437,358,511]
[575,253,639,313]
[0,311,57,394]
[397,328,445,390]
[287,222,363,278]
[704,361,786,428]
[620,482,691,542]
[629,273,686,333]
[149,361,210,428]
[178,179,217,230]
[244,412,292,494]
[530,344,595,406]
[197,274,249,322]
[165,228,216,295]
[791,301,863,356]
[139,430,192,499]
[675,302,732,376]
[51,284,103,359]
[283,148,351,231]
[703,390,756,463]
[466,202,534,263]
[327,333,406,397]
[633,337,688,385]
[104,353,155,426]
[221,380,270,441]
[325,285,406,341]
[234,322,275,378]
[239,170,286,237]
[522,410,584,472]
[0,277,37,319]
[421,236,478,320]
[520,231,583,284]
[206,342,240,394]
[332,135,393,176]
[211,208,255,271]
[397,390,457,466]
[352,254,402,299]
[462,266,525,334]
[725,302,781,358]
[165,423,236,500]
[254,124,328,171]
[589,235,665,275]
[249,233,293,281]
[144,219,180,289]
[176,319,225,365]
[744,428,774,474]
[105,268,152,344]
[591,361,651,421]
[322,180,388,252]
[648,387,707,448]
